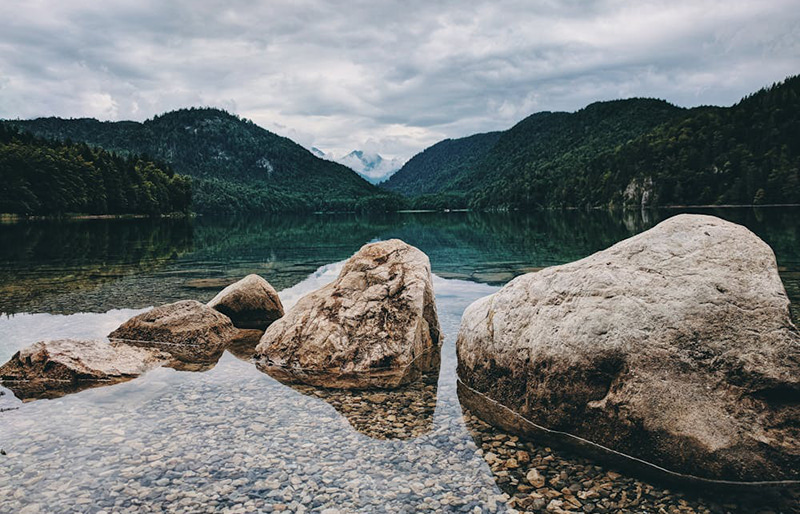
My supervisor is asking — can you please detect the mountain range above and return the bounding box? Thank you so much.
[383,74,800,209]
[2,74,798,215]
[311,148,403,184]
[3,108,387,214]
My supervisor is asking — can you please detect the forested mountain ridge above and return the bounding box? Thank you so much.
[569,75,800,208]
[0,125,190,215]
[384,74,800,209]
[382,131,502,195]
[5,76,797,214]
[4,108,385,213]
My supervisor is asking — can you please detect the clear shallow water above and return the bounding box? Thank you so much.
[0,209,798,513]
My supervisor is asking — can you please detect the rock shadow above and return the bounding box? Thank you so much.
[258,357,441,440]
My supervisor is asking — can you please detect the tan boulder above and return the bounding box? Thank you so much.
[109,300,236,364]
[457,214,800,485]
[0,339,168,400]
[256,239,441,388]
[207,274,284,329]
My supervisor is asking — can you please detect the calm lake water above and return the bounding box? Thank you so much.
[0,209,798,513]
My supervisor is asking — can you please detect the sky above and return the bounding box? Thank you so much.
[0,0,798,162]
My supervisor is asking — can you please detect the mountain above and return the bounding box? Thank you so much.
[313,148,403,184]
[383,74,800,209]
[382,131,502,195]
[337,150,403,184]
[383,98,685,207]
[572,76,800,208]
[3,108,385,214]
[0,124,190,215]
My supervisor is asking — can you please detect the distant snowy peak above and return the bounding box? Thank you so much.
[311,148,403,184]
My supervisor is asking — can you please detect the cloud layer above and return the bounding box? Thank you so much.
[1,0,798,159]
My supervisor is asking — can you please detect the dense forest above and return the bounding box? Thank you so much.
[382,131,502,195]
[4,108,388,214]
[384,74,800,210]
[4,76,798,214]
[0,125,191,215]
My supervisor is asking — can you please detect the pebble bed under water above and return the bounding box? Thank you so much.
[1,272,796,514]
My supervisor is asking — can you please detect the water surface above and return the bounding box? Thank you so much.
[1,209,798,513]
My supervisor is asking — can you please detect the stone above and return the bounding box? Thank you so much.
[527,469,546,488]
[0,339,168,400]
[256,239,441,389]
[207,274,284,330]
[457,214,800,485]
[109,300,236,364]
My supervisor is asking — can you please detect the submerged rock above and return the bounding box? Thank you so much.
[207,274,284,330]
[256,239,441,389]
[457,214,800,485]
[226,329,266,362]
[0,339,168,400]
[109,300,236,364]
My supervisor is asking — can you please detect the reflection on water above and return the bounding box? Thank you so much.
[0,219,193,315]
[0,276,506,514]
[284,376,439,441]
[0,209,798,513]
[2,209,798,319]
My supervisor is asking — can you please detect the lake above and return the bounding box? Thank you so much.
[1,208,798,513]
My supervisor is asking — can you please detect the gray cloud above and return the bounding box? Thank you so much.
[0,0,797,160]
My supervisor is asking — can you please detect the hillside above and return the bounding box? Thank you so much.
[566,75,800,208]
[4,108,384,213]
[0,125,190,215]
[384,74,800,209]
[383,99,685,207]
[382,131,502,195]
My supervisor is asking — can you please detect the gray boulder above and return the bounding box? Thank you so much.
[0,339,168,400]
[109,300,236,364]
[207,274,284,330]
[457,214,799,484]
[256,239,441,389]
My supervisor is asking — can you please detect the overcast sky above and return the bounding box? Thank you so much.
[1,0,798,161]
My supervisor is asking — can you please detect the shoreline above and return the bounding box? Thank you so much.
[2,203,798,223]
[0,212,194,223]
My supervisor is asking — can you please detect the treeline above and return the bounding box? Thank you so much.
[192,178,404,214]
[572,77,800,207]
[382,132,502,196]
[0,125,191,215]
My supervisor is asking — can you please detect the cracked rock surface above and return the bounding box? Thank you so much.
[257,239,441,389]
[0,339,168,400]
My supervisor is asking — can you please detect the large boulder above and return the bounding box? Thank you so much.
[256,239,441,389]
[109,300,236,364]
[0,339,168,400]
[457,214,800,485]
[207,274,284,330]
